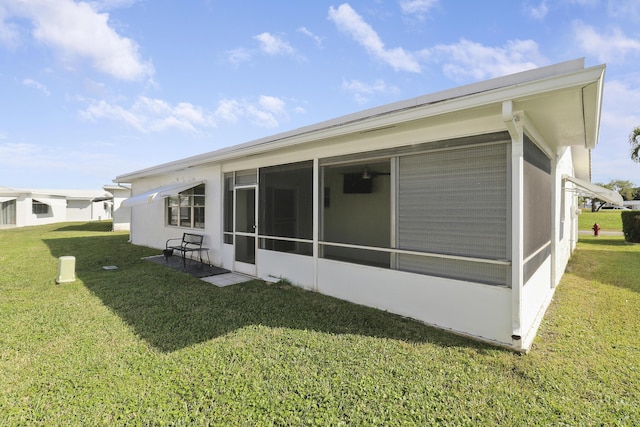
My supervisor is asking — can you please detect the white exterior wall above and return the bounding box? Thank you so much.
[25,196,67,226]
[66,199,109,221]
[517,141,580,349]
[317,259,513,344]
[555,147,579,282]
[128,164,224,265]
[520,258,553,349]
[110,187,131,231]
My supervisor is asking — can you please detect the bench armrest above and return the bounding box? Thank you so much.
[165,237,182,249]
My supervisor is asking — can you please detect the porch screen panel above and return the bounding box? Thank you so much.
[258,161,313,255]
[397,142,509,285]
[523,135,551,282]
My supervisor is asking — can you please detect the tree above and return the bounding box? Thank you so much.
[630,126,640,162]
[589,179,636,211]
[608,179,635,201]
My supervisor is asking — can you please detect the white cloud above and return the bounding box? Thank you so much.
[254,32,295,56]
[342,79,399,104]
[572,21,640,63]
[426,38,546,81]
[80,97,215,133]
[298,27,322,47]
[0,4,20,48]
[5,0,153,81]
[22,78,51,96]
[81,95,293,132]
[399,0,438,16]
[214,96,290,128]
[226,47,252,66]
[525,1,549,20]
[328,3,421,73]
[228,32,302,65]
[258,95,286,115]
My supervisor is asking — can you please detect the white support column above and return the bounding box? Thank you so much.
[503,101,525,347]
[313,157,319,292]
[550,149,559,288]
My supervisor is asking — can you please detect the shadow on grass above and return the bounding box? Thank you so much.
[44,232,490,353]
[53,221,115,233]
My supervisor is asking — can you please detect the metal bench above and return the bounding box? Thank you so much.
[164,233,210,269]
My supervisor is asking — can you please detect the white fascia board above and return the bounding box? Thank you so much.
[115,61,605,183]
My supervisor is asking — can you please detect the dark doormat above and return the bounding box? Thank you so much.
[145,255,230,278]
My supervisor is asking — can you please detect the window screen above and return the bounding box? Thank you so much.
[397,142,510,285]
[259,161,313,255]
[523,135,552,282]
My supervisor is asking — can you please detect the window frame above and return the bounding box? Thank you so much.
[32,200,50,215]
[166,184,205,229]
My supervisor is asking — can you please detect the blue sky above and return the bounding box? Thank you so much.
[1,0,639,190]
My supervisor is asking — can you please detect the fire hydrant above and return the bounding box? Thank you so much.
[592,223,601,236]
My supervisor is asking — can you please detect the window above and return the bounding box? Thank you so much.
[32,200,50,215]
[259,161,313,255]
[1,199,16,225]
[166,184,205,229]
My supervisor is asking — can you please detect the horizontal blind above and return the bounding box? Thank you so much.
[397,143,509,285]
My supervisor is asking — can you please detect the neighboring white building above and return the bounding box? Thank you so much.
[103,184,131,231]
[115,59,622,351]
[0,186,112,228]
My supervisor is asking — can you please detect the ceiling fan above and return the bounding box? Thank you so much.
[360,165,390,180]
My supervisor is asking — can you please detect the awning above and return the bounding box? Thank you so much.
[0,197,17,203]
[92,194,113,202]
[563,175,624,206]
[34,198,67,207]
[121,181,205,208]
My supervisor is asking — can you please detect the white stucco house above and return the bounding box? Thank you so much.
[114,59,622,351]
[0,186,112,228]
[103,184,131,231]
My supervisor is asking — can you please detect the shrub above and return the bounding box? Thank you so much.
[621,211,640,243]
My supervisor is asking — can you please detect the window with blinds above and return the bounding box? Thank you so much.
[397,142,510,286]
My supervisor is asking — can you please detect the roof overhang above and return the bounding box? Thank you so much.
[0,196,17,203]
[563,175,623,206]
[120,181,205,208]
[114,59,605,183]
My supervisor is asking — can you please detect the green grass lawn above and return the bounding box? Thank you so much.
[1,222,639,425]
[578,209,625,231]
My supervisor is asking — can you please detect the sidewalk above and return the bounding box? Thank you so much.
[578,230,624,236]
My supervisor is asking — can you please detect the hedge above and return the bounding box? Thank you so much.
[621,211,640,243]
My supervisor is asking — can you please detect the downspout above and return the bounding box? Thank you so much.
[503,101,525,349]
